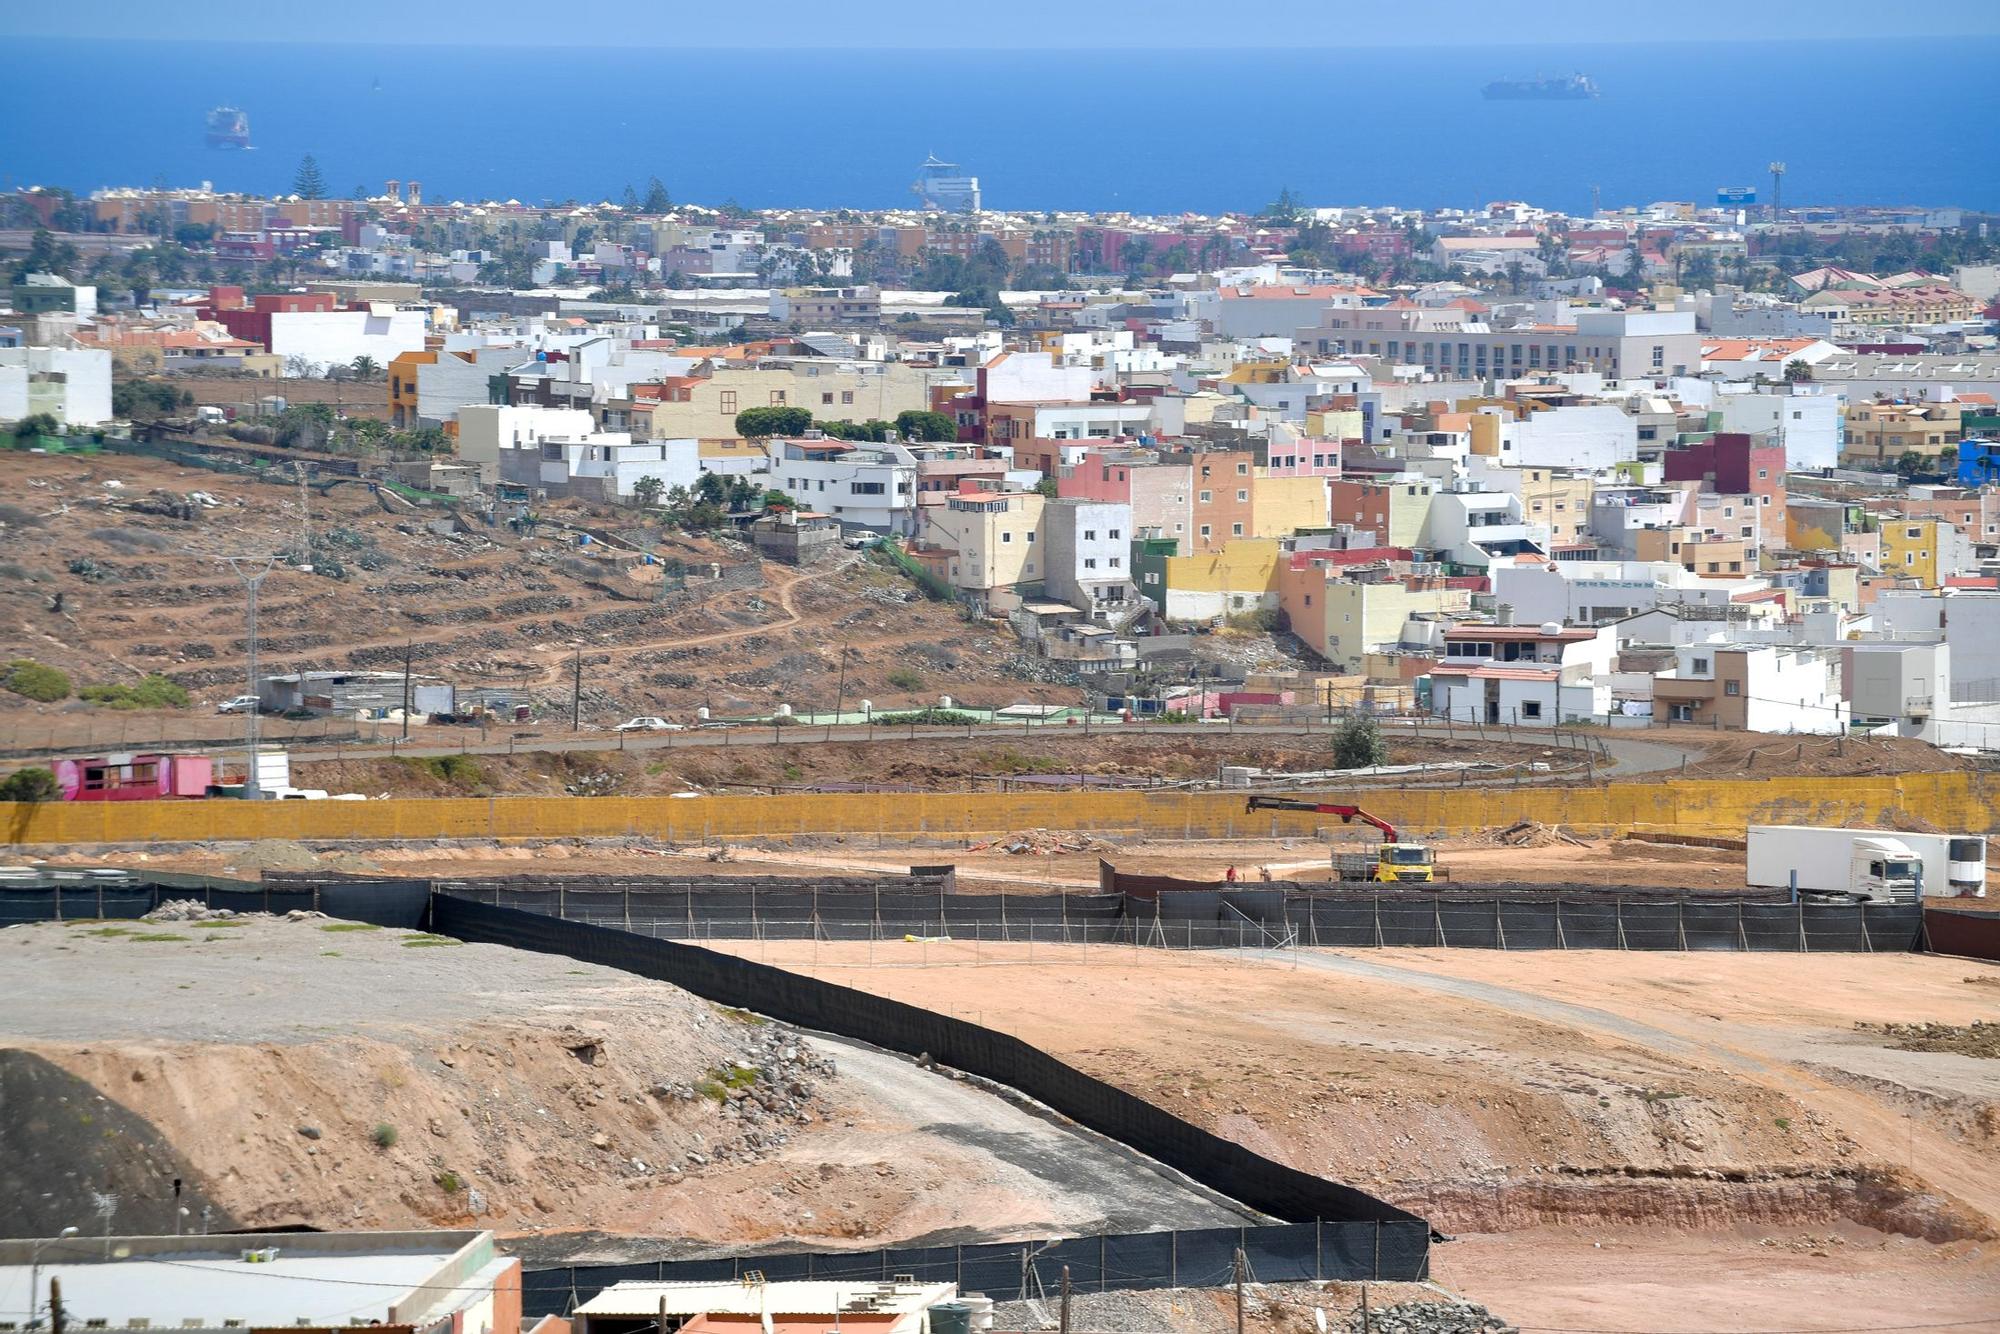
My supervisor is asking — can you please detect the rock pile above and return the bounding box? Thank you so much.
[1339,1299,1515,1334]
[651,1023,838,1169]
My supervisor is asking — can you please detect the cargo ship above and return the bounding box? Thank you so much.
[204,106,251,149]
[1482,74,1600,101]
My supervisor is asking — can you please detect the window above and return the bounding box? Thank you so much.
[1083,530,1096,541]
[1231,523,1244,536]
[1236,490,1248,502]
[1303,594,1312,606]
[1671,703,1694,722]
[1692,657,1709,673]
[1026,531,1035,543]
[1108,556,1121,568]
[1521,701,1542,719]
[1084,558,1098,569]
[1236,462,1248,475]
[720,390,738,414]
[1001,531,1013,543]
[770,390,787,406]
[1199,490,1212,503]
[821,392,834,405]
[1724,681,1741,696]
[1907,527,1922,539]
[854,480,886,496]
[1199,524,1212,538]
[1108,529,1121,540]
[841,390,854,405]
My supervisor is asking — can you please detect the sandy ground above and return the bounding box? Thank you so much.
[103,831,1759,895]
[696,939,2000,1331]
[0,918,1250,1258]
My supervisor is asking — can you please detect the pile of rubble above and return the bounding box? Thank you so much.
[1336,1299,1515,1334]
[146,899,328,924]
[1857,1020,2000,1059]
[1469,819,1586,849]
[998,655,1084,686]
[650,1022,838,1168]
[971,828,1116,856]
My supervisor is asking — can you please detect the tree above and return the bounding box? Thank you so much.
[734,405,812,439]
[694,471,729,505]
[894,409,956,442]
[1331,715,1389,770]
[1895,450,1932,480]
[350,355,380,379]
[0,767,61,803]
[762,488,793,511]
[292,154,327,200]
[1259,187,1303,223]
[1033,477,1059,497]
[10,412,61,441]
[641,177,673,213]
[1783,359,1814,383]
[632,474,665,509]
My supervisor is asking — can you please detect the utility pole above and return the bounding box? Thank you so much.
[1768,161,1786,224]
[224,558,278,799]
[401,640,413,741]
[571,650,583,732]
[1233,1247,1246,1334]
[1058,1265,1071,1334]
[49,1276,64,1334]
[830,643,850,740]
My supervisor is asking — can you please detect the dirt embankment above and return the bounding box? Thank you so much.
[0,918,1249,1256]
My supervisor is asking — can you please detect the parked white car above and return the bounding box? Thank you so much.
[613,716,684,732]
[216,695,261,714]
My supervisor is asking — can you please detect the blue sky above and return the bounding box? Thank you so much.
[6,0,1999,46]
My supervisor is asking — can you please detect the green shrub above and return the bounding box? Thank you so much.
[78,675,191,710]
[3,659,71,702]
[1332,715,1389,769]
[0,767,61,803]
[371,1123,398,1148]
[401,755,485,788]
[872,708,980,726]
[885,667,924,691]
[435,1169,463,1193]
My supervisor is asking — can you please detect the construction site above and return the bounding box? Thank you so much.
[3,447,2000,1331]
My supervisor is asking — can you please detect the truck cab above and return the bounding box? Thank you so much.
[1852,838,1922,903]
[1334,843,1437,883]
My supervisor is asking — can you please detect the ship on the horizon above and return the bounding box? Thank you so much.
[1482,74,1600,101]
[204,106,251,149]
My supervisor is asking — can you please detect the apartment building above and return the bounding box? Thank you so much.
[1652,643,1848,733]
[1277,566,1457,673]
[1842,400,1965,468]
[1429,622,1618,725]
[766,438,919,534]
[1296,308,1701,382]
[1057,451,1195,544]
[454,403,597,483]
[919,490,1047,611]
[1041,498,1138,612]
[1327,477,1436,548]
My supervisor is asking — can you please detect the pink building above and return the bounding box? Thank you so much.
[1058,450,1193,545]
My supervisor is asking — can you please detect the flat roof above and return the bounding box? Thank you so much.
[579,1280,955,1318]
[0,1252,453,1324]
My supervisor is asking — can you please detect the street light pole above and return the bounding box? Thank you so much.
[29,1227,79,1331]
[225,558,278,800]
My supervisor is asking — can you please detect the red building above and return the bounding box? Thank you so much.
[55,753,212,802]
[200,288,340,350]
[1663,431,1786,499]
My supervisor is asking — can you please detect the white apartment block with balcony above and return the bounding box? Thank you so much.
[765,438,919,534]
[1419,485,1542,568]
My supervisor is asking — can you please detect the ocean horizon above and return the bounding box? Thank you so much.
[4,36,1997,216]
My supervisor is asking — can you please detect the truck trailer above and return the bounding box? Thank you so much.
[1746,825,1987,903]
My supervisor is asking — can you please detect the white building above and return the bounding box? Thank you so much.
[0,345,114,426]
[1495,404,1638,469]
[766,437,918,534]
[1041,497,1137,612]
[1428,622,1618,725]
[455,403,597,484]
[266,303,432,374]
[1845,640,1951,740]
[1419,485,1541,567]
[1712,385,1842,471]
[1657,642,1849,733]
[516,434,703,500]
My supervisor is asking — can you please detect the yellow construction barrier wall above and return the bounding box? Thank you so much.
[2,772,1994,846]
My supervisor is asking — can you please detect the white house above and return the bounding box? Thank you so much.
[1655,642,1849,733]
[1419,485,1541,567]
[765,437,918,534]
[1845,640,1951,740]
[1041,498,1138,613]
[1712,385,1841,471]
[0,345,113,426]
[266,302,432,374]
[1428,622,1618,725]
[455,404,597,484]
[1495,404,1638,469]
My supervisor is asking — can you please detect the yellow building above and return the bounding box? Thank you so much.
[1879,517,1951,588]
[388,349,436,429]
[1516,467,1595,547]
[919,491,1047,612]
[1249,473,1329,538]
[1158,538,1281,622]
[1841,402,1963,468]
[1275,564,1459,673]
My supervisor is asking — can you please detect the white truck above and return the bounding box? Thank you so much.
[1746,825,1987,903]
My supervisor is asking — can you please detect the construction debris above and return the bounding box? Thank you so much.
[1469,820,1586,849]
[969,828,1116,856]
[1856,1021,2000,1059]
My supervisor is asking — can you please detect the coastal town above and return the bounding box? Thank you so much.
[6,139,2000,1334]
[6,172,2000,744]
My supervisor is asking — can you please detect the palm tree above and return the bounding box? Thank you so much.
[350,355,380,380]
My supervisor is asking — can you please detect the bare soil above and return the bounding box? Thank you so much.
[0,918,1249,1257]
[696,940,2000,1329]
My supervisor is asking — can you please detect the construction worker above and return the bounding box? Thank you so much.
[1224,865,1237,884]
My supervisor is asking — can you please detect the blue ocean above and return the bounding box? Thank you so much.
[4,38,1998,215]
